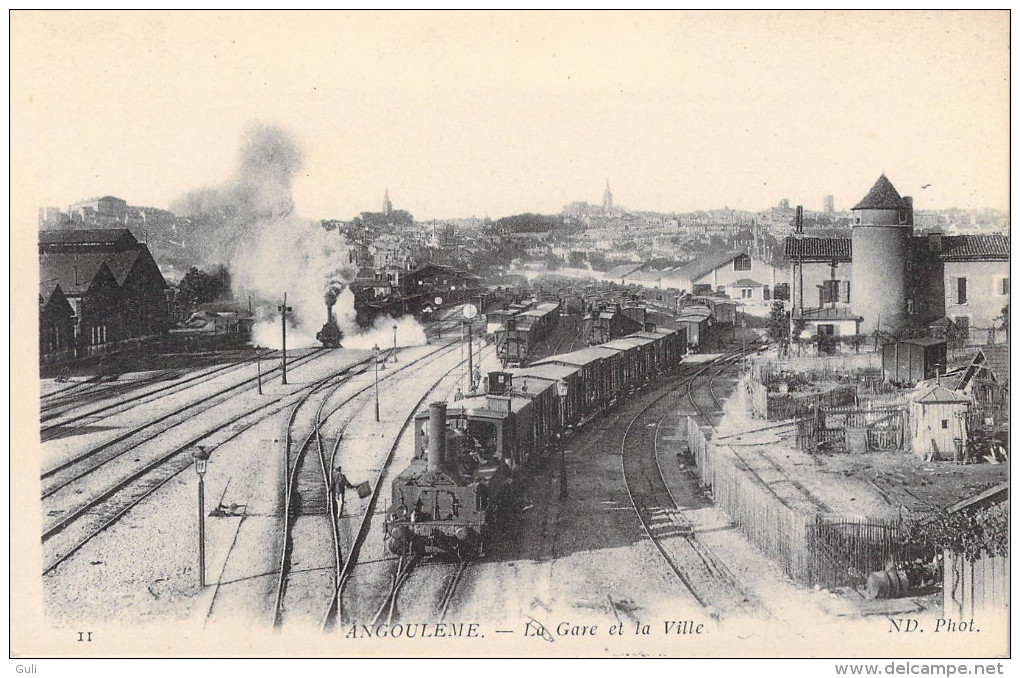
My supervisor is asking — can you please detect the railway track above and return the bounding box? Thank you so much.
[40,348,329,499]
[369,556,467,627]
[39,352,234,413]
[40,354,374,576]
[549,315,581,355]
[272,339,475,628]
[40,350,283,438]
[320,342,489,631]
[271,369,358,627]
[698,350,832,514]
[620,349,767,617]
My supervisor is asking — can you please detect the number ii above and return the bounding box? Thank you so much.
[77,631,92,642]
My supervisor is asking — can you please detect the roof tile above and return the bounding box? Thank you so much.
[852,174,907,210]
[938,234,1009,261]
[784,237,852,261]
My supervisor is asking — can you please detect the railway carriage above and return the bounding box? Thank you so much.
[385,326,687,559]
[532,346,622,414]
[602,336,658,387]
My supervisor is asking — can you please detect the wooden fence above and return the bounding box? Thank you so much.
[798,405,907,453]
[808,516,914,589]
[943,553,1010,620]
[747,380,857,421]
[968,404,1009,429]
[751,354,881,380]
[688,418,813,581]
[688,416,919,588]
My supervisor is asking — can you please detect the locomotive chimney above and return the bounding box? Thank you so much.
[427,401,447,472]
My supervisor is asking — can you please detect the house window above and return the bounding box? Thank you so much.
[741,288,753,299]
[941,420,948,429]
[763,286,771,301]
[733,254,751,271]
[1000,278,1009,295]
[820,280,843,305]
[774,283,790,301]
[957,277,968,304]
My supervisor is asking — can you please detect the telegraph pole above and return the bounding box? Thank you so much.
[278,293,292,385]
[373,344,381,422]
[467,321,473,389]
[796,206,804,312]
[256,347,263,395]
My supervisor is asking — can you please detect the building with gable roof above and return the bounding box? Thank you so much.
[661,249,784,305]
[39,281,75,357]
[39,228,170,356]
[785,175,1009,342]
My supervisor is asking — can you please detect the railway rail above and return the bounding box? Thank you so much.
[273,339,477,628]
[39,351,240,412]
[40,353,376,576]
[698,350,832,514]
[40,348,329,499]
[320,342,489,631]
[40,350,284,438]
[620,348,768,617]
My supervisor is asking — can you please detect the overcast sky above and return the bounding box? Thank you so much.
[12,11,1009,221]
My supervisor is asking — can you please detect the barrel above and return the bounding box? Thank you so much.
[866,570,910,599]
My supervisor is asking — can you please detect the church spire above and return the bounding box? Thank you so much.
[602,179,613,211]
[382,188,393,216]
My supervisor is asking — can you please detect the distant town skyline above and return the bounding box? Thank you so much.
[13,11,1009,223]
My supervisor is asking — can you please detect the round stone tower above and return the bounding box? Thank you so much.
[850,174,913,335]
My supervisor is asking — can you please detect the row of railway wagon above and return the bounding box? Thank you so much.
[488,301,561,367]
[384,324,688,558]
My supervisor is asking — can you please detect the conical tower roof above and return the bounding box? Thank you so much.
[852,174,907,210]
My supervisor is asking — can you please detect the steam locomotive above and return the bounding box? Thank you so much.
[316,283,345,348]
[385,325,687,558]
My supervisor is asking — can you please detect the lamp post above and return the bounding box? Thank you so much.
[373,344,381,422]
[192,446,211,587]
[392,324,398,362]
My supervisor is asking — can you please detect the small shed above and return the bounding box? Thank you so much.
[909,384,970,461]
[883,337,947,385]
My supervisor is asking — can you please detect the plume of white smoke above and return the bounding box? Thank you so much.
[342,312,429,351]
[171,122,426,350]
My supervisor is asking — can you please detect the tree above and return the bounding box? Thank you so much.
[177,266,230,310]
[587,252,608,272]
[766,301,789,344]
[998,302,1009,333]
